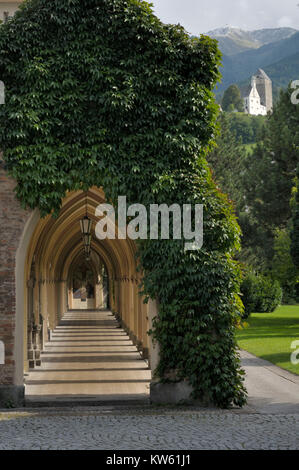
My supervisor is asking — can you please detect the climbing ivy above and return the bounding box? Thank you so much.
[0,0,247,407]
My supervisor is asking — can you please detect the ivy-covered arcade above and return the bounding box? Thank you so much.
[0,0,246,408]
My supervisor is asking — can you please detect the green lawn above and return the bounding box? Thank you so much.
[236,305,299,375]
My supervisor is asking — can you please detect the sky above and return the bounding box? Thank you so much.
[150,0,299,34]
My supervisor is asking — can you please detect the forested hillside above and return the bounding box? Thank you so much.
[212,30,299,100]
[207,88,299,304]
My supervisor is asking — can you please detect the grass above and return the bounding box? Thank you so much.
[236,305,299,375]
[0,412,29,421]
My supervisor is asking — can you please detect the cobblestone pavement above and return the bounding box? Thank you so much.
[0,407,298,450]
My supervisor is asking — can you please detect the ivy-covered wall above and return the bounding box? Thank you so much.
[0,0,247,407]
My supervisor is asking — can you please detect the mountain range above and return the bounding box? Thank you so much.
[208,27,297,56]
[207,27,299,100]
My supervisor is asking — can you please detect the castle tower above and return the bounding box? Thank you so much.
[243,76,267,116]
[254,68,273,113]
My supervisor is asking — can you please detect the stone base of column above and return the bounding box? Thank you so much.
[0,385,25,408]
[28,349,42,369]
[141,347,149,360]
[150,381,198,405]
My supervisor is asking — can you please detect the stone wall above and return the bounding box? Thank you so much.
[0,161,30,404]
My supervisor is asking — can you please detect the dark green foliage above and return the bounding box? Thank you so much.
[211,84,298,304]
[207,112,246,210]
[245,86,298,228]
[226,113,265,144]
[272,228,298,303]
[0,0,247,408]
[240,272,260,318]
[263,52,299,102]
[241,271,282,318]
[291,166,299,270]
[242,86,299,269]
[256,277,282,313]
[206,114,266,270]
[221,84,244,112]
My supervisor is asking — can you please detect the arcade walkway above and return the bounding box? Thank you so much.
[25,310,151,405]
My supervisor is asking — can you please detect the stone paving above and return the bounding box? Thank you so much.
[25,310,151,404]
[0,407,298,450]
[1,310,298,450]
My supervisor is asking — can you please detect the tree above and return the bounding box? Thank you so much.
[207,113,246,211]
[0,0,246,407]
[242,86,299,268]
[290,165,299,270]
[272,228,298,302]
[226,113,265,144]
[221,84,244,112]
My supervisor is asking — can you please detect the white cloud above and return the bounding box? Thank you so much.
[151,0,299,34]
[277,16,293,27]
[239,0,249,9]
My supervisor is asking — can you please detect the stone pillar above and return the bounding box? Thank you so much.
[147,298,160,373]
[140,295,149,359]
[68,280,72,310]
[148,299,195,405]
[27,320,35,369]
[98,277,104,308]
[33,324,42,367]
[58,280,66,320]
[95,276,103,309]
[0,162,32,406]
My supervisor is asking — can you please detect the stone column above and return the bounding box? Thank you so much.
[147,298,160,373]
[0,162,32,407]
[148,298,195,405]
[27,320,35,369]
[33,324,42,367]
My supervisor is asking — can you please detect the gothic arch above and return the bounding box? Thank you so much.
[19,188,155,386]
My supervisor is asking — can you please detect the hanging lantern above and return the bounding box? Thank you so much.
[80,191,92,262]
[83,233,91,247]
[80,216,92,236]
